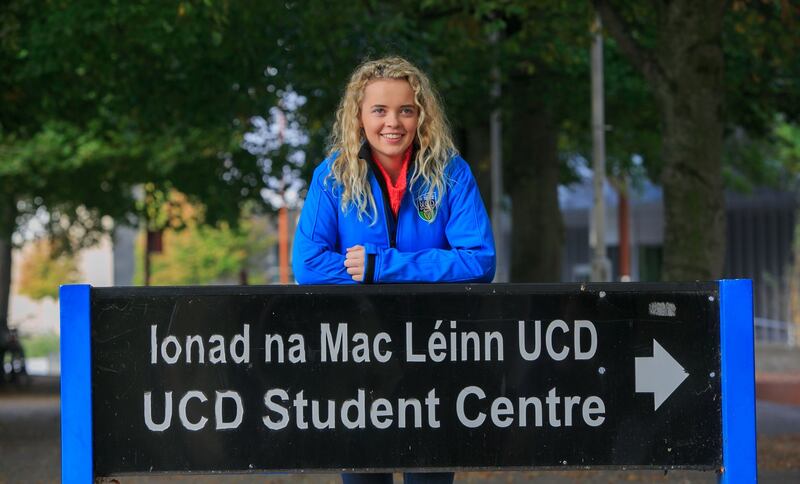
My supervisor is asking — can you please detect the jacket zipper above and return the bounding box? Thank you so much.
[361,143,415,249]
[375,170,397,248]
[364,157,397,248]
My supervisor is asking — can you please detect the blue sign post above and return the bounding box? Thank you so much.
[59,280,756,483]
[59,284,92,484]
[719,279,757,483]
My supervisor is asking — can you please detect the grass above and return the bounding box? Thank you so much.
[20,333,60,358]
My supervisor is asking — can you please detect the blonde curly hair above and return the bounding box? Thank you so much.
[328,56,456,221]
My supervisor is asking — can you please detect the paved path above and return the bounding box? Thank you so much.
[0,378,61,484]
[758,399,800,435]
[0,377,798,483]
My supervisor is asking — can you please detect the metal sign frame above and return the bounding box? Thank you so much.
[59,280,755,483]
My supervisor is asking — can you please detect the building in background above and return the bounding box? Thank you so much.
[561,174,798,344]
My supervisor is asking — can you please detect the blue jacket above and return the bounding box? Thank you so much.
[292,149,496,284]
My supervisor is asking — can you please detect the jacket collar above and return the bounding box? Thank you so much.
[359,141,417,180]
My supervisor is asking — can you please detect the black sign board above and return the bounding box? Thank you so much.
[89,283,721,476]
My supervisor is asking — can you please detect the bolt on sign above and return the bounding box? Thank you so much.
[60,281,756,483]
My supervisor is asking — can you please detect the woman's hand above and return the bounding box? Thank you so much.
[344,245,366,282]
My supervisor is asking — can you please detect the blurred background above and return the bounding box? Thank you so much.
[1,0,799,482]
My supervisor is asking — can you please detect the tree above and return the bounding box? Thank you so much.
[594,0,800,281]
[272,0,596,282]
[1,1,289,329]
[17,239,80,300]
[490,3,594,282]
[134,214,275,286]
[405,2,650,282]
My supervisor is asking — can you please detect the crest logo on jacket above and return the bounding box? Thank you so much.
[416,193,437,222]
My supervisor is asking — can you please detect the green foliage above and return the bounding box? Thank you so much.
[774,120,800,176]
[724,1,800,136]
[1,0,288,246]
[598,0,800,183]
[17,239,80,300]
[722,1,800,189]
[725,118,800,192]
[0,0,290,326]
[20,332,60,358]
[134,215,274,286]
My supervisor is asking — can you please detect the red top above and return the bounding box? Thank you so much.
[373,147,412,218]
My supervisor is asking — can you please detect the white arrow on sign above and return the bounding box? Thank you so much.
[635,339,689,411]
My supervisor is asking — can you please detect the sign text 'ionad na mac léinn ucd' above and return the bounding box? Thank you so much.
[90,284,722,475]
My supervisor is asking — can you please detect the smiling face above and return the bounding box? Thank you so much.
[359,79,419,168]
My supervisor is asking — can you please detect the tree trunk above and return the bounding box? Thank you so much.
[0,200,15,331]
[657,1,726,281]
[462,124,492,209]
[507,81,563,282]
[595,0,726,281]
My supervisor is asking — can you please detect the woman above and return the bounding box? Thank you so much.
[292,56,495,483]
[292,56,495,285]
